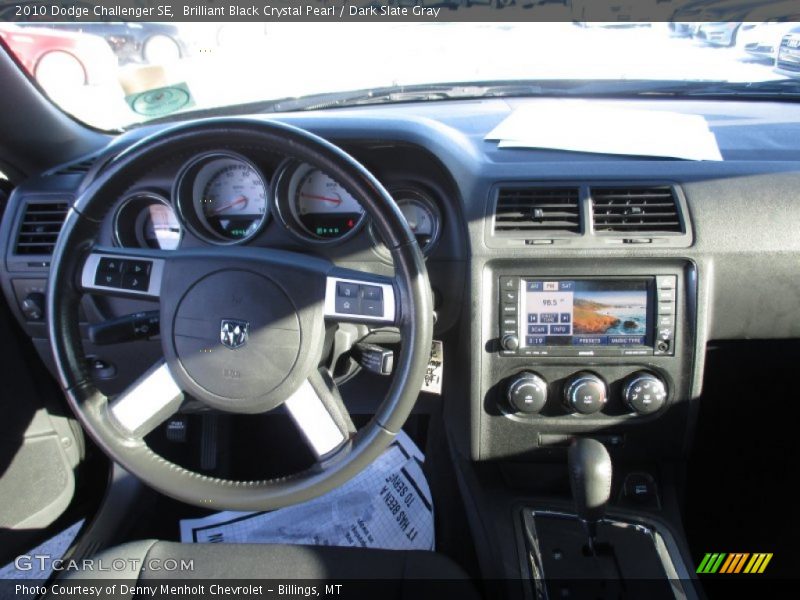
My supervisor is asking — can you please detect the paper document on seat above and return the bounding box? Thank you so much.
[179,430,434,551]
[486,102,722,161]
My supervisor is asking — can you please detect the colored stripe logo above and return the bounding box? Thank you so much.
[697,553,773,574]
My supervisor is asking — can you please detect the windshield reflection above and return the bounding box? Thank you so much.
[0,21,797,130]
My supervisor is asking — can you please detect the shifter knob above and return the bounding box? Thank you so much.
[568,438,612,547]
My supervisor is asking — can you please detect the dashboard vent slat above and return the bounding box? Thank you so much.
[493,187,580,235]
[15,201,70,255]
[591,186,682,234]
[52,156,98,176]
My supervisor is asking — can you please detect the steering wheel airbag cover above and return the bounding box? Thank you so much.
[172,269,300,408]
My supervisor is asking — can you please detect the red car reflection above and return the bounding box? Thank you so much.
[0,23,116,88]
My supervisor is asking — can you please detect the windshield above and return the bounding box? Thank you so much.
[2,20,800,131]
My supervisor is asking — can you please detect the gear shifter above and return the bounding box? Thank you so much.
[568,438,612,552]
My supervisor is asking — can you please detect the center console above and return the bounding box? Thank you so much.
[476,259,696,461]
[463,258,700,597]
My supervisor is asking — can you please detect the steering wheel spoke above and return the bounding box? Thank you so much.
[80,248,169,300]
[324,268,398,326]
[285,369,356,461]
[107,360,184,439]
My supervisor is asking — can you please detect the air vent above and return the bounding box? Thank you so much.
[493,187,581,235]
[52,156,97,176]
[15,201,70,255]
[591,186,682,234]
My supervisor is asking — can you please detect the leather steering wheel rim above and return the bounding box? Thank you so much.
[46,118,433,510]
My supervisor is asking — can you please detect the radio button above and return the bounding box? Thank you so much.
[502,320,518,335]
[657,288,676,303]
[499,277,517,291]
[501,289,518,303]
[501,334,520,352]
[657,302,674,316]
[657,314,675,328]
[656,275,676,289]
[656,326,674,341]
[501,304,517,315]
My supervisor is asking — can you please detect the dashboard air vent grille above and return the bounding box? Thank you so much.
[15,201,70,255]
[53,156,97,176]
[493,187,580,235]
[591,186,682,233]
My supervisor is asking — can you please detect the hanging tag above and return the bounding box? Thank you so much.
[421,340,443,395]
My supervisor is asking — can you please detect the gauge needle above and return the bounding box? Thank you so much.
[210,195,247,216]
[300,193,342,206]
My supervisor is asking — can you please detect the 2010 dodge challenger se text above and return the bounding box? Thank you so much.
[0,1,797,599]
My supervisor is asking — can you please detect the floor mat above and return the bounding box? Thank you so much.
[179,431,434,551]
[0,519,84,580]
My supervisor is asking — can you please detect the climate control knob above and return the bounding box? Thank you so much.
[623,371,667,415]
[564,372,607,415]
[507,372,548,414]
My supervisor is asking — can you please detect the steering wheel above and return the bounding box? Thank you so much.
[46,118,433,510]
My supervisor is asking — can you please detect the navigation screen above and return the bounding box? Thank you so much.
[520,279,650,347]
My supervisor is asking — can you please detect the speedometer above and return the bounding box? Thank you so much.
[176,152,270,244]
[273,162,365,243]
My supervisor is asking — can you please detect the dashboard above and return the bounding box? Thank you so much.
[3,96,800,466]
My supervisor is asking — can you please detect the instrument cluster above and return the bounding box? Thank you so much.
[112,151,443,256]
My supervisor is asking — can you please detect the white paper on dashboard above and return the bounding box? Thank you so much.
[486,102,722,161]
[179,430,433,551]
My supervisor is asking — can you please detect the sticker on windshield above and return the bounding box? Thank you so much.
[125,83,195,118]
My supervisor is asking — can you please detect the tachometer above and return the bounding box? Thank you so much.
[274,162,365,243]
[176,152,269,244]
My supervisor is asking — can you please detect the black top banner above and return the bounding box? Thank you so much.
[0,0,798,23]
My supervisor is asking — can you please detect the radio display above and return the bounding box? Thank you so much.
[520,279,651,348]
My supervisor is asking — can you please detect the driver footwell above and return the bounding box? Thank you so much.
[178,430,434,551]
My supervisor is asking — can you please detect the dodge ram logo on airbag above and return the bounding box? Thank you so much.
[220,319,249,349]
